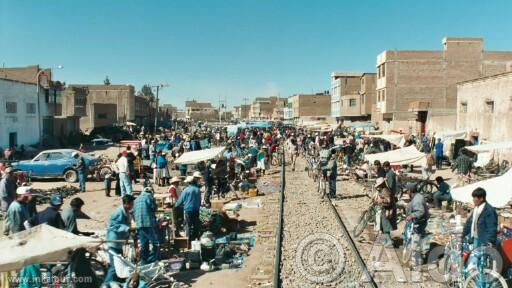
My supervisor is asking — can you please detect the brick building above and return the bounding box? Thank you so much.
[185,100,219,122]
[288,93,331,121]
[67,84,136,133]
[330,72,363,121]
[249,96,287,120]
[374,37,512,134]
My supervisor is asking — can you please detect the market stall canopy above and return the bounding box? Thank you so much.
[464,141,512,167]
[246,122,271,129]
[364,145,426,166]
[451,168,512,208]
[174,147,225,164]
[0,224,101,272]
[347,121,374,131]
[367,134,406,148]
[125,121,137,126]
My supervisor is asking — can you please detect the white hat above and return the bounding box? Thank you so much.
[374,177,386,188]
[170,176,181,183]
[192,171,202,178]
[16,186,32,195]
[184,176,194,183]
[72,152,79,157]
[4,167,13,173]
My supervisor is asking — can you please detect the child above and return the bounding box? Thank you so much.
[104,173,113,197]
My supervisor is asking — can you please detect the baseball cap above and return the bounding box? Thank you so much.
[50,195,63,206]
[16,186,32,195]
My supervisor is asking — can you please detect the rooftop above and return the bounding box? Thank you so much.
[331,72,364,78]
[0,65,51,85]
[185,100,215,109]
[69,84,134,90]
[458,70,512,86]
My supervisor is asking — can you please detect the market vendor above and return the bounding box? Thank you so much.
[133,187,159,265]
[3,186,31,235]
[28,195,65,229]
[463,188,498,247]
[373,177,396,247]
[104,194,135,285]
[432,176,451,209]
[62,197,94,236]
[175,174,202,241]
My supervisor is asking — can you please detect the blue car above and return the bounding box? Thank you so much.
[11,149,100,183]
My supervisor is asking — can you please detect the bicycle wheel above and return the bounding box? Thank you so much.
[418,181,438,196]
[463,269,507,288]
[442,253,465,288]
[353,209,370,237]
[147,278,180,288]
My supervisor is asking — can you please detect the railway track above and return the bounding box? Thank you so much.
[273,155,377,287]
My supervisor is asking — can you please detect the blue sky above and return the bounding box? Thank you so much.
[1,0,511,108]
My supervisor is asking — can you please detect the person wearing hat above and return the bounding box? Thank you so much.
[373,177,397,247]
[405,182,430,269]
[116,150,132,196]
[133,187,159,265]
[28,194,65,229]
[73,151,87,193]
[373,160,386,178]
[175,174,201,241]
[0,167,17,214]
[3,186,31,235]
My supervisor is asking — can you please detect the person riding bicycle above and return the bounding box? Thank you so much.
[405,183,430,269]
[374,177,396,247]
[463,188,498,247]
[321,149,338,198]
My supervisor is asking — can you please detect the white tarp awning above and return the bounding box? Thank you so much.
[464,141,512,167]
[367,134,406,148]
[451,169,512,208]
[0,224,101,272]
[364,146,426,166]
[174,147,225,164]
[465,141,512,153]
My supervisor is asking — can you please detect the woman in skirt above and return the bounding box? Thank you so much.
[156,151,170,186]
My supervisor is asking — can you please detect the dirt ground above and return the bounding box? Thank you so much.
[0,149,278,288]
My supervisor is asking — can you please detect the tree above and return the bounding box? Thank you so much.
[138,84,154,98]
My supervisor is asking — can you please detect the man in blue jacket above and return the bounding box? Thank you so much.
[434,138,444,169]
[104,194,135,285]
[463,188,498,247]
[175,174,202,241]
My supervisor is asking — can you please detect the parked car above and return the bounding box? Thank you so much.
[91,138,114,146]
[11,149,101,183]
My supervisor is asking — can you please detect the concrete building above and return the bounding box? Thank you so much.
[374,37,512,133]
[134,95,154,128]
[0,65,79,147]
[330,72,364,121]
[67,84,136,133]
[0,78,47,148]
[359,73,377,119]
[289,93,331,121]
[457,71,512,143]
[160,104,178,121]
[232,104,250,120]
[249,96,287,120]
[185,100,219,122]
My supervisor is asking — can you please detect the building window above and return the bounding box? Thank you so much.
[383,90,386,101]
[486,100,494,113]
[349,99,356,107]
[340,100,343,107]
[381,64,385,77]
[361,95,365,104]
[97,113,108,119]
[6,102,17,113]
[26,103,36,114]
[460,102,468,113]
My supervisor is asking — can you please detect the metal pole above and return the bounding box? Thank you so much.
[273,145,285,288]
[154,85,159,132]
[36,69,43,147]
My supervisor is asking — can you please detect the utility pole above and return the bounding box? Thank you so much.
[148,83,169,132]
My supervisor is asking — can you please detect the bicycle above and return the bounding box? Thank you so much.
[401,221,433,264]
[443,237,507,288]
[353,204,379,237]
